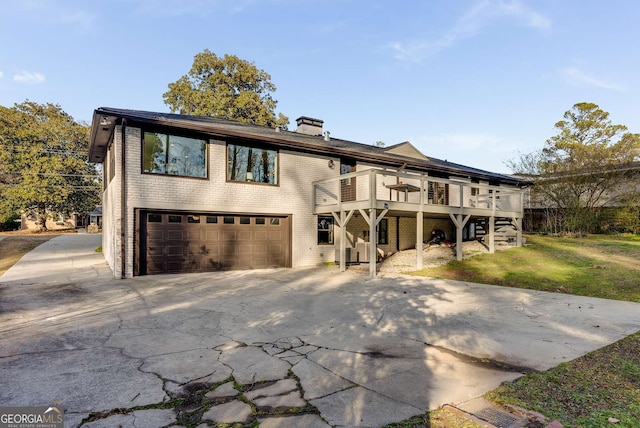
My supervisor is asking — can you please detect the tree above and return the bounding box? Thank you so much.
[510,102,640,233]
[0,101,101,230]
[163,49,289,128]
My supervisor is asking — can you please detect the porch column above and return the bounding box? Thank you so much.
[340,211,347,272]
[369,209,377,278]
[359,207,388,278]
[416,211,423,270]
[332,210,354,272]
[515,216,523,247]
[449,214,470,261]
[489,190,496,254]
[488,216,495,253]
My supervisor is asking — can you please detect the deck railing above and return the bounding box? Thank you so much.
[313,169,524,217]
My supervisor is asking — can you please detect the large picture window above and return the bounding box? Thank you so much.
[143,131,207,178]
[227,143,278,185]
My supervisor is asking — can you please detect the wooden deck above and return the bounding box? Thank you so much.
[313,168,527,277]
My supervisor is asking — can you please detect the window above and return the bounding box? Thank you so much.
[206,216,218,224]
[377,218,388,245]
[148,214,162,222]
[227,143,278,184]
[270,218,280,225]
[168,215,182,223]
[224,216,235,224]
[340,160,355,185]
[239,217,251,224]
[428,182,449,205]
[317,216,334,245]
[188,215,201,223]
[143,131,207,178]
[255,217,266,225]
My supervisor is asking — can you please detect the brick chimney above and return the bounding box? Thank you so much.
[295,116,324,136]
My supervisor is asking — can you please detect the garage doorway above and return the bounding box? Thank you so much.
[138,211,291,275]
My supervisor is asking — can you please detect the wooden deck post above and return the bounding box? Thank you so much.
[416,211,423,270]
[515,216,523,247]
[332,210,354,272]
[489,216,495,253]
[340,211,347,272]
[449,213,470,261]
[369,209,377,278]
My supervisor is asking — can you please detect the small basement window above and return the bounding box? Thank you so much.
[317,216,334,245]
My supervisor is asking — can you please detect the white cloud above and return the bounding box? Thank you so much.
[14,71,46,84]
[390,0,551,62]
[560,67,623,91]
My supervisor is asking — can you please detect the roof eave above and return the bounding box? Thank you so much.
[88,108,526,186]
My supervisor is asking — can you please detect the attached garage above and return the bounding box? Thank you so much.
[138,211,291,275]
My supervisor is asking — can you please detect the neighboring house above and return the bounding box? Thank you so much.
[86,206,103,228]
[521,162,640,233]
[88,108,531,278]
[21,210,96,231]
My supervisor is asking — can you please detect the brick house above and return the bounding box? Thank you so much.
[88,108,530,278]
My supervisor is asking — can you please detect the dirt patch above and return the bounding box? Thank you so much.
[0,234,60,276]
[378,240,513,275]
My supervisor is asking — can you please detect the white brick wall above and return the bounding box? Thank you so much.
[103,125,342,277]
[102,128,123,277]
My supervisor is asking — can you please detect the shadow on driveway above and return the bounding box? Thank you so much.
[1,234,639,427]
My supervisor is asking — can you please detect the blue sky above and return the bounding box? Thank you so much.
[1,0,638,174]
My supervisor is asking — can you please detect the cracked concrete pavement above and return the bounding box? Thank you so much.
[1,233,639,427]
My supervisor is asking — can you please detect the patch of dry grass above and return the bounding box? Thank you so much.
[0,233,60,275]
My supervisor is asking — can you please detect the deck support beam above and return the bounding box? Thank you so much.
[488,216,495,253]
[512,215,523,247]
[449,213,471,261]
[416,211,424,270]
[332,210,354,272]
[359,208,388,278]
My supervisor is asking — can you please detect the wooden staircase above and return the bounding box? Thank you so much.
[474,217,517,244]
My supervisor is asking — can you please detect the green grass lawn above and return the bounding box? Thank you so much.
[487,331,640,427]
[387,234,640,427]
[409,234,640,302]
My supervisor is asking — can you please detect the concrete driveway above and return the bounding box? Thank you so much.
[1,234,639,428]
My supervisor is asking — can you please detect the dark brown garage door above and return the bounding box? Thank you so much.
[140,212,291,274]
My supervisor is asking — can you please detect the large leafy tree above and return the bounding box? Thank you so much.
[163,49,289,128]
[0,101,101,230]
[510,102,640,233]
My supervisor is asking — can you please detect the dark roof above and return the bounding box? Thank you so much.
[89,107,530,186]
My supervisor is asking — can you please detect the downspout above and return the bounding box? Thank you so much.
[120,119,127,279]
